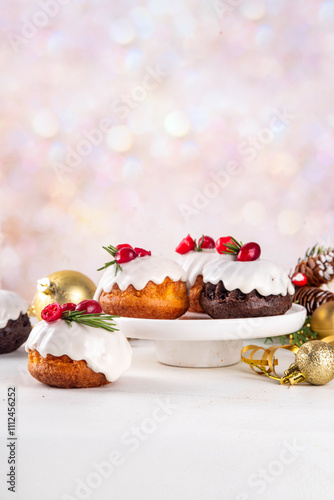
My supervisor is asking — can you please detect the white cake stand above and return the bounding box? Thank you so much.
[116,304,306,368]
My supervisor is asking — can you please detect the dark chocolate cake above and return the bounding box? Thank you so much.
[0,313,32,354]
[200,281,293,319]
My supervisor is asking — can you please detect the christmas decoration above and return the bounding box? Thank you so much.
[97,244,135,273]
[310,302,334,340]
[175,235,196,254]
[75,299,103,314]
[175,234,215,254]
[289,317,318,346]
[290,245,334,315]
[220,237,261,261]
[265,316,317,347]
[30,270,96,320]
[134,247,151,257]
[97,244,151,272]
[293,245,334,288]
[291,272,307,287]
[215,236,234,254]
[294,286,334,315]
[242,339,334,386]
[40,301,118,332]
[198,235,215,249]
[282,340,334,385]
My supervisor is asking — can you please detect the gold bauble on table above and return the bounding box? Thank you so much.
[310,302,334,339]
[30,270,96,320]
[294,340,334,385]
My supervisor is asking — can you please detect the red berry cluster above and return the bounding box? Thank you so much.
[115,244,151,264]
[218,237,261,262]
[175,234,215,254]
[41,299,103,323]
[175,234,261,262]
[98,244,151,273]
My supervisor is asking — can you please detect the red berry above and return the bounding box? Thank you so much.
[175,235,196,254]
[115,247,138,264]
[292,273,307,287]
[237,242,261,262]
[41,302,62,323]
[216,236,235,254]
[134,247,151,257]
[116,244,133,250]
[61,303,77,312]
[198,235,215,249]
[76,300,103,314]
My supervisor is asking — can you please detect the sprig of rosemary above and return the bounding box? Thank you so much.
[97,245,122,275]
[194,235,204,252]
[62,310,119,332]
[220,236,243,255]
[265,316,318,347]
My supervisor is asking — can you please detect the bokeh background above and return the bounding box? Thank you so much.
[1,0,334,301]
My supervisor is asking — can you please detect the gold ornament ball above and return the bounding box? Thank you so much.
[295,340,334,385]
[310,301,334,339]
[31,270,97,320]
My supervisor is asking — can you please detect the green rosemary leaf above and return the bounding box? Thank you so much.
[62,310,119,332]
[193,238,202,252]
[221,243,239,254]
[97,260,115,272]
[230,236,242,248]
[97,245,123,273]
[195,236,204,252]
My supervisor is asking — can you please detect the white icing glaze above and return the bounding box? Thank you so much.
[0,290,29,329]
[25,319,132,382]
[202,259,295,296]
[94,255,187,298]
[176,250,236,288]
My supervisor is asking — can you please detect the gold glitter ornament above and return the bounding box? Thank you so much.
[30,270,96,320]
[310,301,334,339]
[242,340,334,386]
[282,340,334,385]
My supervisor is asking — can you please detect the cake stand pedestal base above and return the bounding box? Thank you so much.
[156,339,243,368]
[116,304,306,369]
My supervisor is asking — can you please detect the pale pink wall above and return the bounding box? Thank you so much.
[1,0,334,301]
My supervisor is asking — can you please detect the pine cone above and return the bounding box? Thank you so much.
[293,246,334,287]
[294,286,334,315]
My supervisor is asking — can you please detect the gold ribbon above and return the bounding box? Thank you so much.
[241,344,299,381]
[241,335,334,384]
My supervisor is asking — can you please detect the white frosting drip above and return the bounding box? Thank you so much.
[202,259,295,296]
[25,319,132,382]
[176,250,236,288]
[94,255,187,298]
[0,290,29,329]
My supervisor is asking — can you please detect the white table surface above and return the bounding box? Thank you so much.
[1,339,334,500]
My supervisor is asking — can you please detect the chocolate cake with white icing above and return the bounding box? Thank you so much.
[199,259,294,319]
[0,290,31,354]
[177,250,235,313]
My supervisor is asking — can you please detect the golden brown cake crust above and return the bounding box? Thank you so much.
[99,277,189,319]
[189,275,206,313]
[27,350,110,388]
